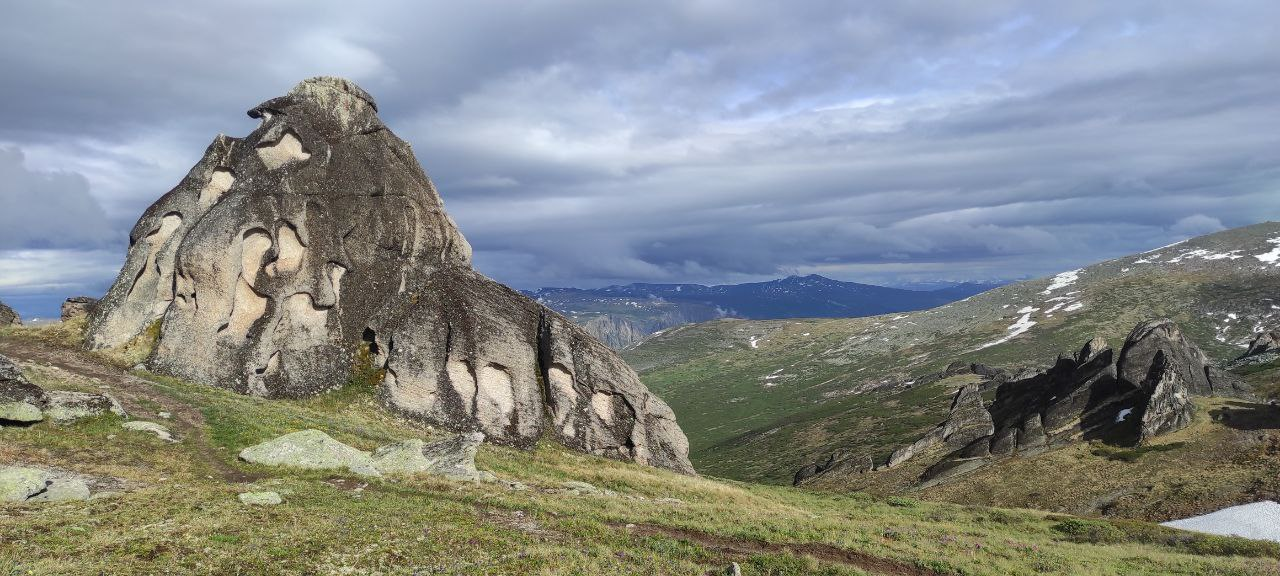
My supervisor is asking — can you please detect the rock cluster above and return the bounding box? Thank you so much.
[82,77,692,474]
[1228,329,1280,370]
[796,319,1250,486]
[1243,331,1280,359]
[920,319,1245,484]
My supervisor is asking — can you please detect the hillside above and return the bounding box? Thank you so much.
[626,222,1280,502]
[532,276,1001,348]
[3,321,1279,575]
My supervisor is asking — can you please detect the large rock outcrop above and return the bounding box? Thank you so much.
[1116,320,1214,396]
[792,319,1247,486]
[83,77,693,474]
[0,300,19,326]
[916,320,1248,484]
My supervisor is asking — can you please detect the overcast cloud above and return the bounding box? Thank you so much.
[2,1,1279,317]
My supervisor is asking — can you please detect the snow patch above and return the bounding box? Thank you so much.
[1042,269,1081,294]
[1115,408,1133,423]
[978,308,1039,350]
[1162,501,1280,543]
[1255,238,1280,265]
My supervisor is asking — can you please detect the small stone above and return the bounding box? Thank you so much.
[157,411,171,419]
[238,491,282,506]
[44,391,126,423]
[0,466,90,503]
[370,432,487,481]
[561,480,618,497]
[0,401,43,424]
[239,429,379,476]
[726,562,743,576]
[122,420,176,442]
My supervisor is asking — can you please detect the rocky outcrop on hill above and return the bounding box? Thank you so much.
[797,319,1253,487]
[60,297,98,321]
[0,301,19,326]
[918,320,1247,484]
[1227,330,1280,370]
[83,77,693,474]
[1117,320,1214,396]
[882,384,993,469]
[1242,331,1280,359]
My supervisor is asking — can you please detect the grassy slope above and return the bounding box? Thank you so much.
[3,326,1279,574]
[627,223,1280,486]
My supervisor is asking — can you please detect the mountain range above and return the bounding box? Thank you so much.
[529,276,1004,348]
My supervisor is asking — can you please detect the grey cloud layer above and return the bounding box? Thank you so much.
[1,1,1278,295]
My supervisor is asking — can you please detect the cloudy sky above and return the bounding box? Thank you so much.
[2,1,1279,318]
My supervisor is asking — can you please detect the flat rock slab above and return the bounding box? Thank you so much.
[1162,500,1280,542]
[0,401,43,424]
[239,429,379,476]
[0,466,91,503]
[373,432,486,481]
[122,420,176,442]
[238,491,282,505]
[44,390,126,423]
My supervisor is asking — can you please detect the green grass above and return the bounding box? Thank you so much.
[1091,442,1188,463]
[3,327,1279,574]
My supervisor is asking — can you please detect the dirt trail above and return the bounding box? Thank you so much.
[622,523,944,576]
[0,336,256,483]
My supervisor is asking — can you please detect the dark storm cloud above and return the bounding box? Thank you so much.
[2,0,1279,299]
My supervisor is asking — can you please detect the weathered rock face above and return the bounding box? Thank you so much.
[1116,319,1214,396]
[1136,351,1195,443]
[883,384,994,470]
[84,77,693,474]
[0,301,19,326]
[60,297,99,322]
[921,337,1132,483]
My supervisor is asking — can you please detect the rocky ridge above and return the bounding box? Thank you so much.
[796,319,1251,487]
[81,77,692,474]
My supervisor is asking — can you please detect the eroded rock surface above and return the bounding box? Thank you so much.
[1117,319,1214,396]
[84,77,693,474]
